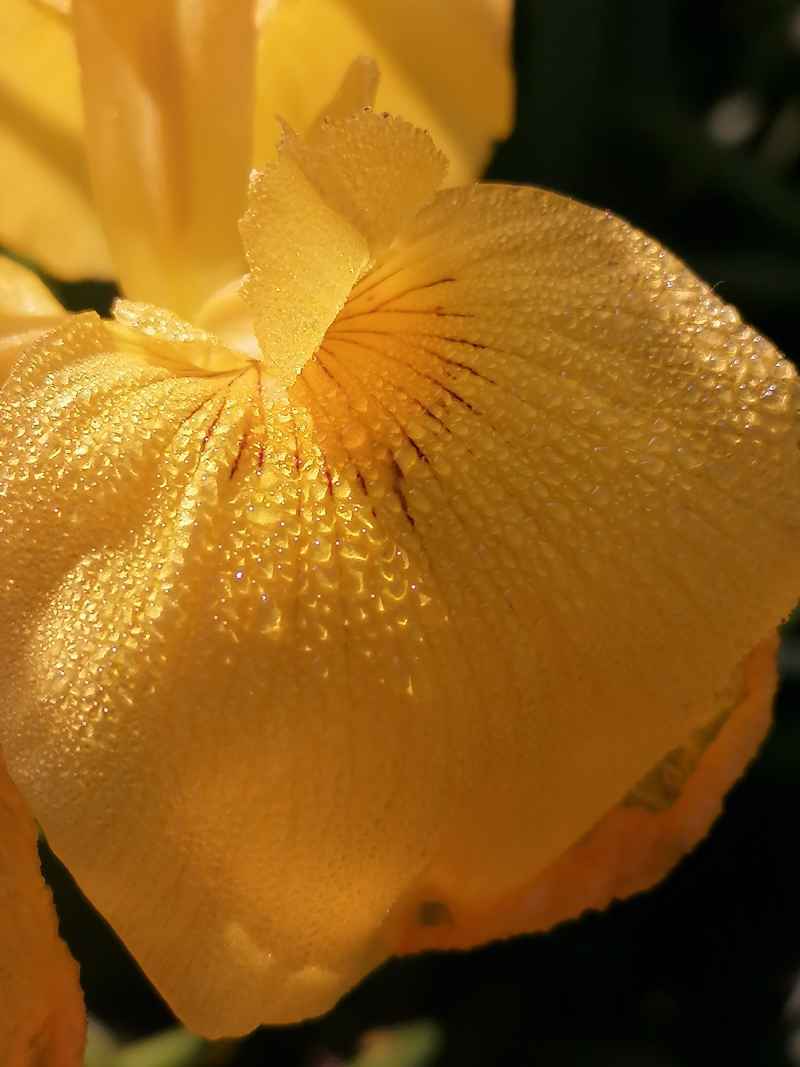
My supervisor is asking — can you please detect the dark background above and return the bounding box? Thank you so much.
[43,1,800,1064]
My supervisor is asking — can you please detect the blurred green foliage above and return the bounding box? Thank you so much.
[28,1,800,1065]
[84,1026,206,1067]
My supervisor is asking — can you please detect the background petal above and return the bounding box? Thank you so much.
[0,255,66,385]
[255,0,513,184]
[72,0,255,317]
[0,752,85,1067]
[0,0,111,280]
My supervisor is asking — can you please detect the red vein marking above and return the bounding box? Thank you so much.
[336,277,457,323]
[325,334,481,414]
[229,423,250,479]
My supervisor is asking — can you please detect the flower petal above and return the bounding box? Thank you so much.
[241,109,446,384]
[0,256,66,385]
[0,751,86,1067]
[0,181,798,1038]
[0,0,111,279]
[254,0,513,184]
[307,56,380,133]
[286,182,800,945]
[71,0,255,316]
[394,635,778,952]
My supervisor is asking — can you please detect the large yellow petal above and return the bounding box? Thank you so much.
[0,255,66,386]
[0,176,798,1038]
[254,0,513,184]
[0,751,86,1066]
[71,0,255,317]
[0,0,111,280]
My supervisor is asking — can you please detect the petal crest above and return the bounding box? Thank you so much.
[241,108,445,384]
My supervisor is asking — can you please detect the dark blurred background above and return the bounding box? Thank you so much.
[44,1,800,1064]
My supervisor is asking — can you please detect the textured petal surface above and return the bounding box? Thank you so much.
[0,256,66,385]
[0,752,86,1067]
[72,0,255,316]
[242,109,445,383]
[254,0,513,184]
[0,182,798,1039]
[0,0,110,279]
[242,146,369,387]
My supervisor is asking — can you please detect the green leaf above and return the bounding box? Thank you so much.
[83,1027,209,1067]
[346,1022,442,1067]
[83,1020,120,1067]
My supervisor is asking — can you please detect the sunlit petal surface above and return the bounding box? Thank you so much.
[71,0,254,316]
[255,0,513,185]
[0,753,85,1067]
[0,0,110,279]
[1,100,798,1036]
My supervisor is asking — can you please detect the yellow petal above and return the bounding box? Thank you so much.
[254,0,513,184]
[241,109,446,384]
[71,0,255,317]
[0,0,111,279]
[0,256,66,385]
[394,635,778,952]
[0,751,86,1066]
[242,156,369,387]
[307,56,380,134]
[1,178,798,1040]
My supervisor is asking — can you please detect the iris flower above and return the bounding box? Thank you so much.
[1,0,799,1057]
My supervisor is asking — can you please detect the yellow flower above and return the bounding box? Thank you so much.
[0,0,513,282]
[1,0,800,1050]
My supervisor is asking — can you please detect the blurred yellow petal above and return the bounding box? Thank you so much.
[255,0,513,184]
[1,0,510,287]
[0,256,66,385]
[71,0,255,316]
[0,256,63,318]
[0,0,110,279]
[242,107,446,383]
[242,154,368,388]
[1,120,798,1040]
[0,752,86,1067]
[307,55,379,133]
